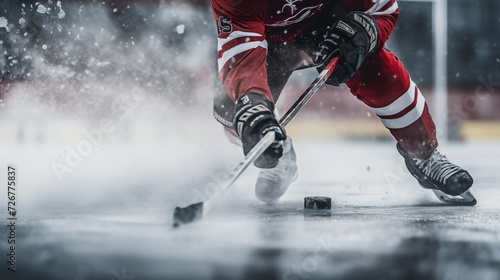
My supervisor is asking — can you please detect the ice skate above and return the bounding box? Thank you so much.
[397,143,476,206]
[255,137,298,204]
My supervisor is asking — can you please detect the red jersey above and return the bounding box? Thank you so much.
[212,0,399,104]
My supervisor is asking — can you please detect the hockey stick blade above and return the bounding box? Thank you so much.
[432,189,477,206]
[172,57,339,228]
[173,202,203,228]
[173,132,276,227]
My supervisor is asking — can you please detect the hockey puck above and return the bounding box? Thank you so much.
[304,196,331,210]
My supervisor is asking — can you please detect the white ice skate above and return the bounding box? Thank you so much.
[397,143,476,206]
[255,137,298,204]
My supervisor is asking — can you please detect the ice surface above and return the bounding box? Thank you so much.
[1,137,499,280]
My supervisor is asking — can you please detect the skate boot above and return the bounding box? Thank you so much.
[397,143,476,206]
[255,136,298,204]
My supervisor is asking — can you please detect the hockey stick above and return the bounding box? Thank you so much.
[173,57,339,227]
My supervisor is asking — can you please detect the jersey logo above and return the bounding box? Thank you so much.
[270,3,324,27]
[216,16,233,36]
[281,0,303,15]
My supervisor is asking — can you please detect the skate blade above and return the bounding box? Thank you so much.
[432,189,477,206]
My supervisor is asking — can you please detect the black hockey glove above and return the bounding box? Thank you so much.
[314,12,380,86]
[234,92,286,169]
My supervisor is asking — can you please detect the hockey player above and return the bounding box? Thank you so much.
[211,0,475,205]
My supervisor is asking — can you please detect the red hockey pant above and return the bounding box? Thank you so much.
[346,48,438,159]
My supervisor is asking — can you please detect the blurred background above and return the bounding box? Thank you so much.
[0,1,499,279]
[1,0,499,145]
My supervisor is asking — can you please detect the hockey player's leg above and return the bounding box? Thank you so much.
[212,43,305,204]
[250,43,305,204]
[346,49,475,204]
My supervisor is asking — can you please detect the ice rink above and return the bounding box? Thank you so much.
[1,1,499,279]
[1,134,499,280]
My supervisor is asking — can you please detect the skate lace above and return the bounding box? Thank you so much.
[414,150,462,184]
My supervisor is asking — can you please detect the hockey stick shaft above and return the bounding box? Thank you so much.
[280,57,339,126]
[193,131,275,220]
[173,132,276,227]
[173,57,339,227]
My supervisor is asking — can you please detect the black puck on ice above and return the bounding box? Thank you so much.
[304,196,331,210]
